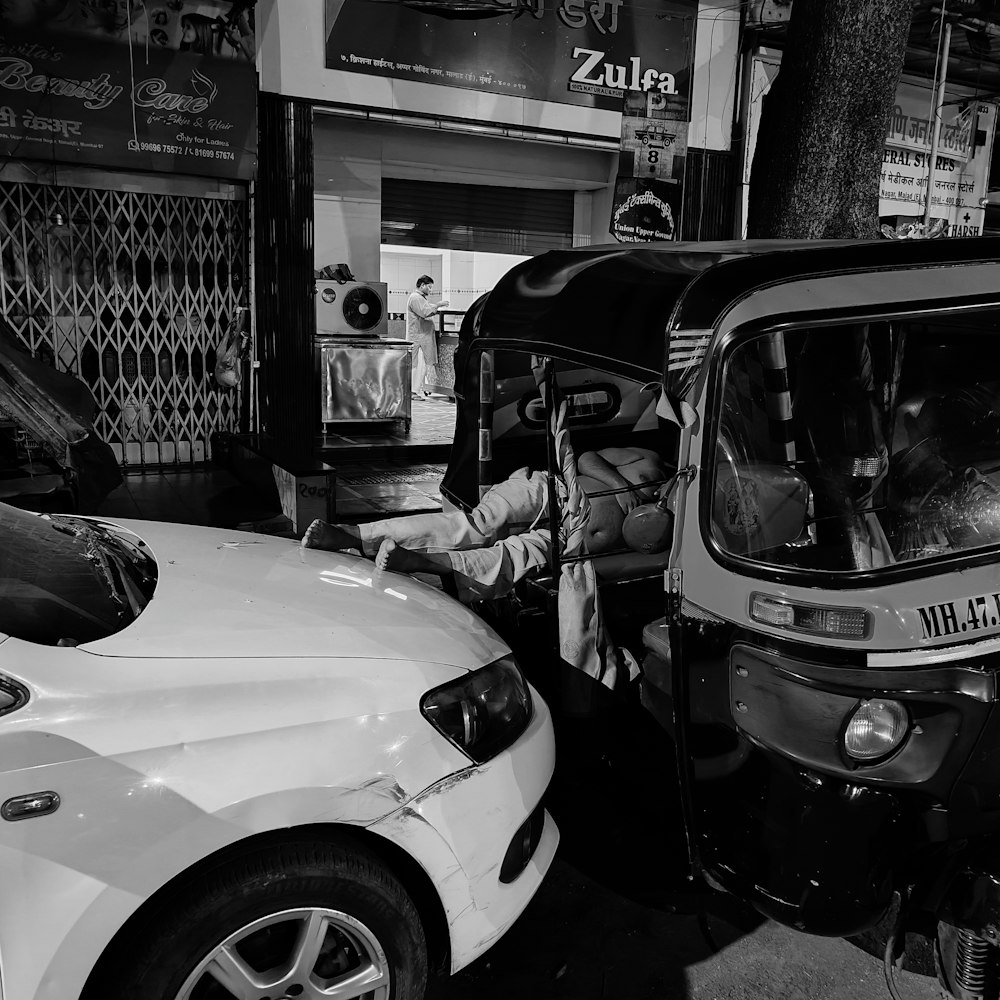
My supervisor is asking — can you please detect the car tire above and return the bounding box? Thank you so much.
[97,838,428,1000]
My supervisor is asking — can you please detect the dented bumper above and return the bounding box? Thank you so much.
[367,680,559,972]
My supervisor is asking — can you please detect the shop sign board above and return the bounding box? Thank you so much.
[324,0,696,112]
[879,102,997,237]
[611,175,682,241]
[620,113,688,182]
[741,61,996,238]
[886,84,975,161]
[612,87,688,242]
[0,1,256,181]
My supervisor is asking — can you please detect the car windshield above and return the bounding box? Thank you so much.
[711,312,1000,573]
[0,504,157,645]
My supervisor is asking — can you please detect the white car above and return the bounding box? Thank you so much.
[0,503,558,1000]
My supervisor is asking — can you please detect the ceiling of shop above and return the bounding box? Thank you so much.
[754,1,1000,98]
[908,1,1000,95]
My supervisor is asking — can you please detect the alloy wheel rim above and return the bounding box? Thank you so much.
[172,906,391,1000]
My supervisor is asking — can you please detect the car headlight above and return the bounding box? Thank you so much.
[420,656,532,763]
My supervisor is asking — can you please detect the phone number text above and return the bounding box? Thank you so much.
[135,141,235,160]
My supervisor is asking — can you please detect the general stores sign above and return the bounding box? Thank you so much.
[879,83,996,237]
[324,0,695,113]
[0,1,256,180]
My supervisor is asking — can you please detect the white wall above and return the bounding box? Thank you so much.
[689,0,742,152]
[589,154,621,246]
[380,249,442,337]
[443,251,474,317]
[313,120,382,278]
[471,252,529,307]
[313,112,619,265]
[380,245,527,325]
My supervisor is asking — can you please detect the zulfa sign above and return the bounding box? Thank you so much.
[325,0,695,113]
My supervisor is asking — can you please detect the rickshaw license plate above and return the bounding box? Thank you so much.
[917,592,1000,641]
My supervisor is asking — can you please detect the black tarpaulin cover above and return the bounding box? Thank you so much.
[0,315,121,513]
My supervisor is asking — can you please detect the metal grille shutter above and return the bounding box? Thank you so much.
[681,149,738,241]
[382,178,574,255]
[0,179,249,469]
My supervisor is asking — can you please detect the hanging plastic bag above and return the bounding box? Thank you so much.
[214,309,251,389]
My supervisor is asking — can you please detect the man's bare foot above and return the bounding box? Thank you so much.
[375,538,428,573]
[376,538,400,571]
[376,540,458,586]
[301,519,363,552]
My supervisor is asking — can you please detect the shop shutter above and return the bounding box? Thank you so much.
[0,180,249,468]
[681,149,738,241]
[382,178,574,255]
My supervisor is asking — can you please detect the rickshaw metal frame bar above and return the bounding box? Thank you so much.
[542,360,563,587]
[477,350,495,499]
[466,338,659,386]
[665,240,1000,342]
[581,477,674,500]
[667,431,704,876]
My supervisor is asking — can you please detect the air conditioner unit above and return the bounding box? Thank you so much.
[315,280,389,338]
[748,0,792,27]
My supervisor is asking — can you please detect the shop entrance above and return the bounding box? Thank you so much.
[0,179,250,468]
[381,178,575,398]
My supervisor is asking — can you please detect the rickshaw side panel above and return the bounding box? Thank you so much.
[673,258,1000,939]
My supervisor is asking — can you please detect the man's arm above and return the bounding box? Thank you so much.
[408,294,449,320]
[577,451,643,513]
[593,446,661,469]
[577,451,631,489]
[408,295,440,320]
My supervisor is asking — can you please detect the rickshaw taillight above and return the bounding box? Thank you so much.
[843,699,909,761]
[749,593,871,639]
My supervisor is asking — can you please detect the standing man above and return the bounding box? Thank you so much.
[406,275,448,399]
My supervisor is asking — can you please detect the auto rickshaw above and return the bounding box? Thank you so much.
[441,238,1000,1000]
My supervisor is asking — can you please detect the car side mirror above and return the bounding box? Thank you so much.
[713,462,810,555]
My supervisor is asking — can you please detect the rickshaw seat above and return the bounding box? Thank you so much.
[518,549,668,606]
[515,549,668,619]
[592,549,671,582]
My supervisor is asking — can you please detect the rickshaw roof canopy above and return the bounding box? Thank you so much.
[469,237,1000,384]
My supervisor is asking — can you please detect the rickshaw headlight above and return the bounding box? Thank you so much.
[843,699,909,761]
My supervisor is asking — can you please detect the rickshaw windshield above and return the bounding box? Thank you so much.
[710,311,1000,573]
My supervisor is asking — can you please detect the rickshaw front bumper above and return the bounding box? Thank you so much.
[698,745,909,936]
[690,641,999,937]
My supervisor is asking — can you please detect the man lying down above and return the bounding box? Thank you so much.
[301,447,668,602]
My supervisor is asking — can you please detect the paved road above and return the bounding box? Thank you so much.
[429,854,943,1000]
[430,682,945,1000]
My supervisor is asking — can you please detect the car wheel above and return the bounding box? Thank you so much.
[103,839,428,1000]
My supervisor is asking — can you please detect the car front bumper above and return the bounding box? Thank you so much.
[367,680,559,973]
[0,681,557,997]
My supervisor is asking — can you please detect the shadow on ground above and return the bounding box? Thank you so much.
[429,678,763,1000]
[429,672,944,1000]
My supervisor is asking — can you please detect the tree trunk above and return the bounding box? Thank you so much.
[747,0,916,239]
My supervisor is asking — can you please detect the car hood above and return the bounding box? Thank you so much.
[82,519,509,670]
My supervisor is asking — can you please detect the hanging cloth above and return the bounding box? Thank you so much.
[532,363,639,702]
